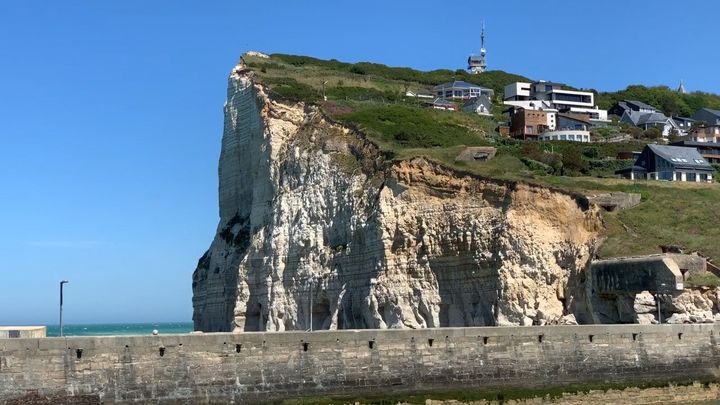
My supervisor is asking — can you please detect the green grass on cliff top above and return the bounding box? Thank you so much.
[243,53,720,264]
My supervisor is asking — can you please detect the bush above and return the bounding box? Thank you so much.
[643,127,662,139]
[331,104,487,149]
[588,159,634,177]
[326,86,400,102]
[561,147,589,175]
[521,158,553,175]
[261,77,319,103]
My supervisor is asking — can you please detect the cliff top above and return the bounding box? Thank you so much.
[239,52,720,281]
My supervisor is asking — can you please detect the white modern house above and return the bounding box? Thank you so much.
[503,81,609,126]
[434,81,494,100]
[537,114,592,142]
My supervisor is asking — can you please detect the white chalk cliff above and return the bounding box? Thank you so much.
[192,60,605,332]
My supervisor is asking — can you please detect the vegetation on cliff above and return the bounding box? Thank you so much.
[244,52,720,264]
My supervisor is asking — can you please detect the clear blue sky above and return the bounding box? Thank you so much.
[1,1,717,325]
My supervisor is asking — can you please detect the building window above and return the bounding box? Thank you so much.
[687,173,697,182]
[526,126,533,134]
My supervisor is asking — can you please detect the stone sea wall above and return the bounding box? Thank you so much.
[1,325,719,404]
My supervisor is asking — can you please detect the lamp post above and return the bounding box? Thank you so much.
[59,280,69,337]
[656,283,666,324]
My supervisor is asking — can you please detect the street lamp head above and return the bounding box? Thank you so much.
[61,280,69,284]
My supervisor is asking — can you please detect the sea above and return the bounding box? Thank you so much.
[46,322,193,337]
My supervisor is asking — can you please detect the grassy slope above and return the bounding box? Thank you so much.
[244,53,720,262]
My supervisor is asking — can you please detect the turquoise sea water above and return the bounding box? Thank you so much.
[46,322,193,337]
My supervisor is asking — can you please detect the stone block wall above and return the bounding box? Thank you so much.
[1,325,719,404]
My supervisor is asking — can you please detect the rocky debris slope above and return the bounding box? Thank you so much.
[192,60,604,332]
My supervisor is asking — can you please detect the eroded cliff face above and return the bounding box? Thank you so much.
[192,62,603,332]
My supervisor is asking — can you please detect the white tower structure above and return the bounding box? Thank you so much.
[468,23,487,74]
[677,80,687,94]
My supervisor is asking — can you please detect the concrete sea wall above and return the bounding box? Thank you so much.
[1,325,719,404]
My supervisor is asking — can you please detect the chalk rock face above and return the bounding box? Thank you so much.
[191,62,603,332]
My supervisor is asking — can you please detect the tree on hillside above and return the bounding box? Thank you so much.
[643,127,662,140]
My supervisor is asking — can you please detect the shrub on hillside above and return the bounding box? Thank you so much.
[262,77,319,103]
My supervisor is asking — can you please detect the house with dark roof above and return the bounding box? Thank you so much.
[620,111,680,137]
[616,144,714,182]
[670,140,720,164]
[434,81,494,100]
[693,108,720,126]
[609,100,661,117]
[671,125,720,163]
[462,95,492,116]
[672,116,696,134]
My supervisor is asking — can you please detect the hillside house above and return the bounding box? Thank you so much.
[434,81,494,100]
[509,108,552,140]
[686,125,720,143]
[672,116,696,134]
[609,100,661,117]
[693,108,720,125]
[462,95,493,116]
[670,140,720,164]
[538,114,592,142]
[621,111,681,137]
[503,81,609,126]
[671,125,720,163]
[616,144,714,182]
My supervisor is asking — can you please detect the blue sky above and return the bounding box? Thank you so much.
[0,1,718,325]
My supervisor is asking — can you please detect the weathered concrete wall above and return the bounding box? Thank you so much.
[591,255,684,295]
[1,325,719,404]
[586,192,641,212]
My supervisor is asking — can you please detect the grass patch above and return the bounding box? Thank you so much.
[276,380,706,405]
[328,102,496,150]
[686,273,720,288]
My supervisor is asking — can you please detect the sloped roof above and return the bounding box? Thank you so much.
[626,100,659,111]
[646,144,713,170]
[636,112,671,126]
[699,108,720,117]
[671,140,720,148]
[463,95,492,107]
[672,116,696,123]
[558,113,591,125]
